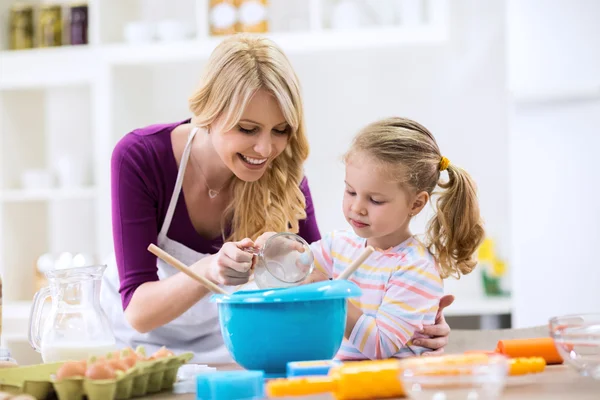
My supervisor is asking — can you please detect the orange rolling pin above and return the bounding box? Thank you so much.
[496,337,563,365]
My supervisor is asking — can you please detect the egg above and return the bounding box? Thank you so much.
[56,361,87,380]
[87,355,105,365]
[122,355,137,368]
[107,358,129,372]
[150,346,175,360]
[121,346,136,355]
[119,347,141,367]
[85,362,116,380]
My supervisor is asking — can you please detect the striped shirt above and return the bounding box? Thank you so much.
[310,230,444,360]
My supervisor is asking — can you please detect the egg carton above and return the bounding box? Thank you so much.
[0,351,193,400]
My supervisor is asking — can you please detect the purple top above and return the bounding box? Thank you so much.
[111,120,322,310]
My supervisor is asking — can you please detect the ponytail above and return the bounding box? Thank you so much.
[426,163,485,278]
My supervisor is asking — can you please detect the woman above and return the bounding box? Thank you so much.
[100,34,452,364]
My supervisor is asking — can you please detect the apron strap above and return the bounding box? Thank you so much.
[158,126,200,243]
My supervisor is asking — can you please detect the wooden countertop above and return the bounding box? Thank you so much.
[149,364,600,400]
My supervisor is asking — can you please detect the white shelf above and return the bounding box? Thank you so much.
[0,25,448,87]
[445,296,512,317]
[0,46,96,91]
[511,84,600,106]
[104,27,447,65]
[0,187,98,203]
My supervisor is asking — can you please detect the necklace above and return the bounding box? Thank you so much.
[190,153,230,199]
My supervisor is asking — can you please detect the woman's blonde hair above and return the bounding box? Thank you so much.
[189,34,309,242]
[345,117,485,279]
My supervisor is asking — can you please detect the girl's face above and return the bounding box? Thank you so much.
[211,89,291,182]
[343,152,428,250]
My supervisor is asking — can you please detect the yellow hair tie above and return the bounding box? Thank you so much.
[439,156,450,171]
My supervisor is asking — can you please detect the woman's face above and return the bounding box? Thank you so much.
[211,89,291,182]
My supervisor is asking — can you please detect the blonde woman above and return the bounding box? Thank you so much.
[100,34,452,364]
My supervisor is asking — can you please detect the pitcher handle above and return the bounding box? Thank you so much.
[28,286,50,352]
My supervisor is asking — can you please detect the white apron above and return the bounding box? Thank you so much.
[100,127,245,364]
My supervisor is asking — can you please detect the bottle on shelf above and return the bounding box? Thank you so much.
[38,3,63,47]
[235,0,269,33]
[69,3,89,45]
[209,0,237,36]
[9,3,34,50]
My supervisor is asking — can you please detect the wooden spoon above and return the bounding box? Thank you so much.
[336,246,375,281]
[147,244,228,295]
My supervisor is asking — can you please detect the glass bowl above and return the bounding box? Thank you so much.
[251,232,314,289]
[549,313,600,379]
[399,353,509,400]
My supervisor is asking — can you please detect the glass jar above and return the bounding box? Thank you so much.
[209,0,237,35]
[9,3,34,50]
[38,4,63,47]
[69,3,88,45]
[235,0,268,33]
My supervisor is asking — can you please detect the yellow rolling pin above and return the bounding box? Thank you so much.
[266,355,546,399]
[267,359,401,399]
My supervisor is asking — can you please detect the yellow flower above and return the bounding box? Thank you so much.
[478,238,495,261]
[492,260,506,277]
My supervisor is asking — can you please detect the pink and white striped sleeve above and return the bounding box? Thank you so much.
[309,231,335,278]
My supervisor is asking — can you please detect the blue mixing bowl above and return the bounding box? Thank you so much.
[211,280,362,376]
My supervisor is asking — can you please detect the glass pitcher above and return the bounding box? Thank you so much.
[28,264,117,363]
[248,232,315,289]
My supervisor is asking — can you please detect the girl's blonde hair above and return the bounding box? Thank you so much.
[345,117,485,279]
[189,34,309,242]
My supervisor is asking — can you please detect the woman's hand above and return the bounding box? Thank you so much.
[197,238,255,286]
[254,232,277,249]
[413,295,454,354]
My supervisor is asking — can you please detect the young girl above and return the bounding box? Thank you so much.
[258,117,484,360]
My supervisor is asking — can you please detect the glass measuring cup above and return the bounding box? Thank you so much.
[246,232,314,289]
[28,264,117,363]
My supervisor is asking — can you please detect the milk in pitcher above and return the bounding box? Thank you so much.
[41,341,117,363]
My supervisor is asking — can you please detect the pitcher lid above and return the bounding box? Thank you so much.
[210,280,362,304]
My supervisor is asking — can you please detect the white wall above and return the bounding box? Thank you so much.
[508,0,600,327]
[297,0,509,298]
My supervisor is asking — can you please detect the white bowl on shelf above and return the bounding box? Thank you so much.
[124,21,155,44]
[21,169,54,190]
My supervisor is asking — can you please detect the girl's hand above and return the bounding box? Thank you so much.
[201,238,255,286]
[302,269,330,285]
[413,295,454,354]
[255,232,306,256]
